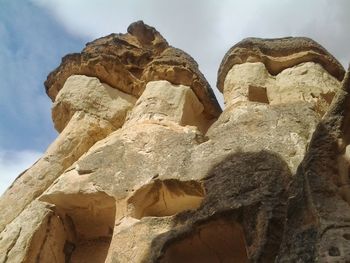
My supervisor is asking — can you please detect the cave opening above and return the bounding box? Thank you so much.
[160,218,249,263]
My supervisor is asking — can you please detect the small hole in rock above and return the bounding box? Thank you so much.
[328,246,341,257]
[343,233,350,240]
[248,85,269,104]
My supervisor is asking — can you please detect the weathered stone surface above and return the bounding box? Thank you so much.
[1,24,350,262]
[38,80,208,262]
[0,201,57,263]
[276,67,350,262]
[0,75,135,234]
[223,61,341,115]
[151,150,292,262]
[52,75,136,132]
[125,80,211,132]
[0,112,115,233]
[217,37,345,92]
[45,21,221,120]
[40,80,207,209]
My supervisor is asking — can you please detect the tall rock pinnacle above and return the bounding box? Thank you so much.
[1,22,350,262]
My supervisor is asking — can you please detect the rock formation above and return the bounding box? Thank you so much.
[1,21,350,262]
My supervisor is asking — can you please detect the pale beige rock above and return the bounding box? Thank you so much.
[272,62,340,111]
[0,112,114,233]
[223,62,274,106]
[191,101,319,177]
[125,80,211,132]
[0,75,136,234]
[224,61,341,116]
[208,61,339,176]
[3,64,341,261]
[23,204,67,263]
[2,31,350,262]
[40,80,207,204]
[0,198,111,263]
[104,181,201,261]
[37,80,209,262]
[126,179,204,219]
[40,192,115,262]
[105,217,173,262]
[0,201,56,263]
[53,75,136,132]
[217,37,345,91]
[37,64,322,260]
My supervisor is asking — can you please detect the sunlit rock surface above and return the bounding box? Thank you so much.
[1,22,350,263]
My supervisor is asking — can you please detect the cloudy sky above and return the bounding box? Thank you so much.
[0,0,349,194]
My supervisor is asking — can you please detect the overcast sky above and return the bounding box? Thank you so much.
[0,0,349,194]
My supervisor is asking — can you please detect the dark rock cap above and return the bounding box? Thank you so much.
[45,21,222,119]
[217,37,345,92]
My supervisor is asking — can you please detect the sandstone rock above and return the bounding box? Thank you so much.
[223,61,340,116]
[40,80,207,209]
[1,23,350,263]
[125,80,211,132]
[0,112,115,233]
[0,75,136,233]
[45,21,221,120]
[0,201,57,263]
[38,80,208,262]
[276,67,350,262]
[217,37,345,92]
[52,75,136,132]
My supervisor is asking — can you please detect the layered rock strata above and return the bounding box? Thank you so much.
[45,21,221,121]
[217,37,345,92]
[1,22,350,263]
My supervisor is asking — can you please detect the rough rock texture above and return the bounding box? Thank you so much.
[0,75,135,234]
[223,61,340,116]
[45,21,221,120]
[52,75,136,132]
[217,37,345,92]
[1,22,350,263]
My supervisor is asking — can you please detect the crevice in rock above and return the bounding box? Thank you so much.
[160,218,249,263]
[328,246,341,257]
[3,227,21,263]
[35,215,53,262]
[64,241,75,262]
[127,179,205,219]
[76,168,95,175]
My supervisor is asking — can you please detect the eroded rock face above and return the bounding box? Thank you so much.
[52,75,136,132]
[217,37,345,92]
[1,22,350,262]
[45,21,221,120]
[223,61,340,115]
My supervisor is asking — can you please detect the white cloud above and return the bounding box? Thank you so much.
[0,149,42,195]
